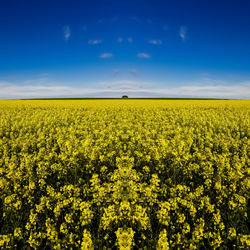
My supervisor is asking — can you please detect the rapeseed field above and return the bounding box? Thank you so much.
[0,100,249,249]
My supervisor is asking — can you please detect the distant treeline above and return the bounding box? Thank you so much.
[19,97,230,100]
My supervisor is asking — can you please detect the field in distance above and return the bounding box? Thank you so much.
[0,99,249,249]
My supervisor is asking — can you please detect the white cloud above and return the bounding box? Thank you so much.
[137,53,151,59]
[169,83,250,98]
[99,53,113,59]
[0,82,73,99]
[0,80,249,99]
[63,26,71,41]
[179,26,187,41]
[127,37,133,43]
[88,39,102,45]
[148,40,162,45]
[117,37,123,43]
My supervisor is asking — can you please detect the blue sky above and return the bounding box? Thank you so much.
[0,0,250,98]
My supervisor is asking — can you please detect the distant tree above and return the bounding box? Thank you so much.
[122,95,128,99]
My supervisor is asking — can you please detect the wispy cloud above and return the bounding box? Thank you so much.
[99,53,113,59]
[117,37,123,43]
[146,18,152,24]
[0,80,249,99]
[179,26,187,41]
[109,16,119,23]
[112,69,119,77]
[82,25,87,32]
[97,19,103,24]
[88,39,102,45]
[163,25,168,31]
[127,37,133,43]
[63,26,71,41]
[148,40,162,45]
[137,53,151,59]
[130,69,138,77]
[129,16,140,22]
[103,80,144,90]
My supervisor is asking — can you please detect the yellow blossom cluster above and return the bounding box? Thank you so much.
[0,99,249,249]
